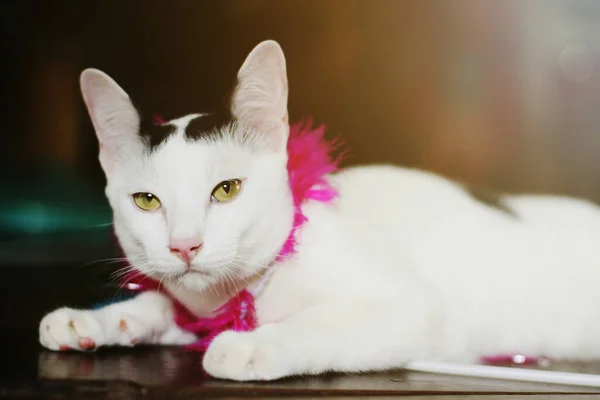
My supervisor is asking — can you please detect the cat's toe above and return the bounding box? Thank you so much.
[203,330,289,381]
[115,313,150,346]
[39,308,104,351]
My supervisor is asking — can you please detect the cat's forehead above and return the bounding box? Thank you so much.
[139,109,234,151]
[131,110,273,183]
[137,114,261,180]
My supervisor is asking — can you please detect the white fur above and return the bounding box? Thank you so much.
[40,40,600,381]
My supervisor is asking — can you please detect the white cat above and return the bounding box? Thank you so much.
[39,40,600,382]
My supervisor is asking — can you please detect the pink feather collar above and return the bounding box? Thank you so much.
[122,120,341,352]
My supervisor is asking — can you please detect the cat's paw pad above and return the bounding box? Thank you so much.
[203,330,289,381]
[39,308,105,351]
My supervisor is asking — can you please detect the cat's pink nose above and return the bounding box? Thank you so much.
[169,238,203,264]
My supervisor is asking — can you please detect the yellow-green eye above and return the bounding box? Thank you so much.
[133,192,162,211]
[211,179,242,203]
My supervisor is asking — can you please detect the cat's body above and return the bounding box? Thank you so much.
[39,40,600,381]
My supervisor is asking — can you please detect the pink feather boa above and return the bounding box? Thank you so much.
[122,120,341,352]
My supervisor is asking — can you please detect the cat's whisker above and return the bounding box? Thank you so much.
[221,269,236,294]
[228,259,271,275]
[108,267,143,283]
[78,257,131,268]
[207,277,221,297]
[223,267,243,294]
[106,269,143,289]
[87,222,114,228]
[109,264,134,277]
[109,270,135,282]
[157,274,168,292]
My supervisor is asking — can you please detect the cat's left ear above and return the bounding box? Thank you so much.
[231,40,289,152]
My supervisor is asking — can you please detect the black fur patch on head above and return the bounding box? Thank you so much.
[184,106,235,141]
[464,184,518,218]
[139,116,177,151]
[137,77,238,151]
[136,106,236,151]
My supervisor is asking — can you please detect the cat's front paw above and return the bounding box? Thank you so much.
[39,308,147,351]
[203,330,291,381]
[39,308,106,351]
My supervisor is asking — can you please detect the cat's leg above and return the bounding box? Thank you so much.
[39,291,197,351]
[203,298,445,381]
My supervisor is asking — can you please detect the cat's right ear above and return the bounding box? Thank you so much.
[80,69,142,175]
[231,40,289,152]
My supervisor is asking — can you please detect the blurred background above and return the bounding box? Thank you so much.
[2,0,600,314]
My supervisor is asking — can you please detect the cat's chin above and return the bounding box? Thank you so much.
[176,270,215,291]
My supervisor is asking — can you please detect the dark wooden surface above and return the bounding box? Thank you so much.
[4,337,600,399]
[3,261,600,399]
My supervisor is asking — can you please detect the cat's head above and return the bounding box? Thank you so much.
[80,40,294,291]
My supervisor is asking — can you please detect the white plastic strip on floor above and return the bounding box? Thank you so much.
[404,361,600,388]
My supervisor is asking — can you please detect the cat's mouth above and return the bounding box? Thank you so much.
[180,268,211,277]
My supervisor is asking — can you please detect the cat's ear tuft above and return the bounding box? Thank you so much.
[231,40,289,152]
[80,69,142,175]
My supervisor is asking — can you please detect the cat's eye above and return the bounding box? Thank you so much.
[211,179,242,203]
[133,192,162,211]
